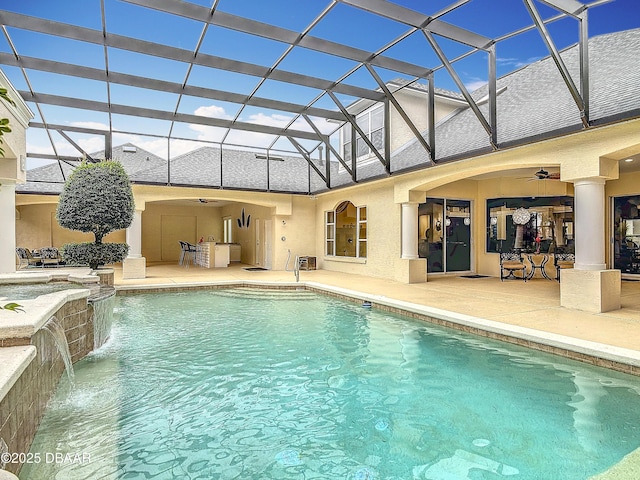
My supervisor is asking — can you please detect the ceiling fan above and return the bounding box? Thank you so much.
[529,168,560,181]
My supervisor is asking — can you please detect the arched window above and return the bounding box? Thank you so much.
[325,201,367,258]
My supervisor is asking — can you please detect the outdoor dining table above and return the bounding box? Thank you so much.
[526,253,553,280]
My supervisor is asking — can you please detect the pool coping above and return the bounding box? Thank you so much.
[0,289,91,340]
[114,280,640,376]
[0,345,36,403]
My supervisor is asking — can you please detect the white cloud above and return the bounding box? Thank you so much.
[69,121,109,131]
[497,56,542,69]
[464,79,487,92]
[194,104,233,120]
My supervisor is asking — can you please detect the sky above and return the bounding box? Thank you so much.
[0,0,639,168]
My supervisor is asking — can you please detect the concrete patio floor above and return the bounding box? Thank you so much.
[113,263,640,354]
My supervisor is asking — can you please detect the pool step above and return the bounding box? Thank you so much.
[211,287,316,301]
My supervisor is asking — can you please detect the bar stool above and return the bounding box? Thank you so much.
[179,241,196,267]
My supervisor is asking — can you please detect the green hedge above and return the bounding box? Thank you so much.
[62,242,129,270]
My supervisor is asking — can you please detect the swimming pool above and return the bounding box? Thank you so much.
[22,288,640,479]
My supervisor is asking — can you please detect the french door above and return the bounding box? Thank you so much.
[418,198,472,273]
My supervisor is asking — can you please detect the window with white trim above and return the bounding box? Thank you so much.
[325,201,367,258]
[341,103,384,166]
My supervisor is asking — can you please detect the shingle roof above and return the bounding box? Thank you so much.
[395,28,640,165]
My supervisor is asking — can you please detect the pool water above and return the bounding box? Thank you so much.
[23,289,640,479]
[0,282,84,300]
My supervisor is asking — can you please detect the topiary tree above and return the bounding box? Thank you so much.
[57,160,134,270]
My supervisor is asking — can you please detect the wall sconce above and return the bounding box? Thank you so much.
[445,218,451,227]
[463,217,471,226]
[490,217,498,225]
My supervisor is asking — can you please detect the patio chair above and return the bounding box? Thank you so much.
[554,252,575,281]
[499,251,527,282]
[39,247,65,267]
[15,247,42,269]
[178,241,196,267]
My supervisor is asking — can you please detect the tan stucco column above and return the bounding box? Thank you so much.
[122,208,146,279]
[0,183,17,273]
[401,202,419,260]
[560,160,620,312]
[399,192,426,283]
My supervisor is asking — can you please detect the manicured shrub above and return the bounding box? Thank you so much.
[61,242,129,270]
[56,160,134,269]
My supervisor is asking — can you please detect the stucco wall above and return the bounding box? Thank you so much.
[0,69,31,183]
[16,203,124,253]
[272,195,317,271]
[221,202,271,266]
[390,91,461,153]
[315,179,406,282]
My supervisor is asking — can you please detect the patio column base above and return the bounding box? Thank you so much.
[400,258,427,284]
[123,256,146,279]
[560,269,620,313]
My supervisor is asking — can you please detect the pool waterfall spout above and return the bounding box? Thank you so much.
[42,316,74,381]
[88,285,117,349]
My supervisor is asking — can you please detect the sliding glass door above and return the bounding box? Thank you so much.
[418,198,471,273]
[613,195,640,275]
